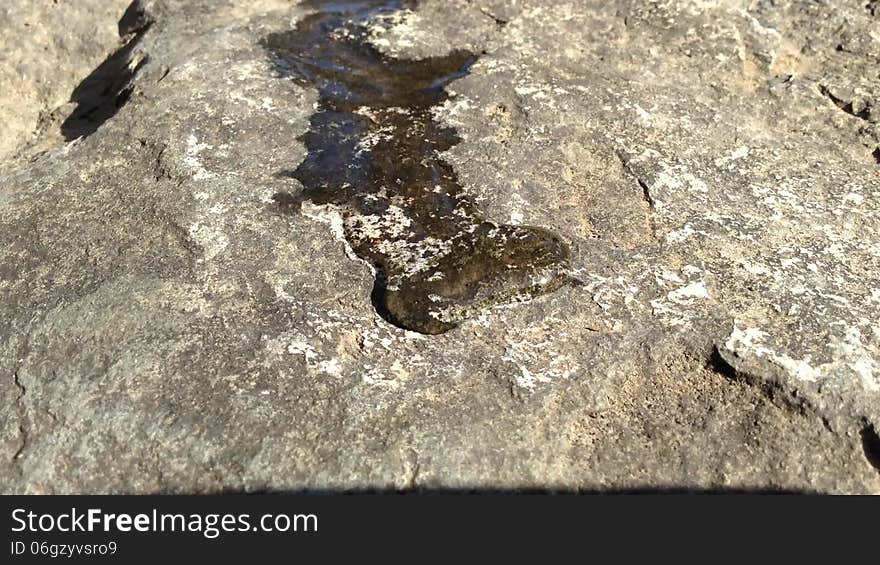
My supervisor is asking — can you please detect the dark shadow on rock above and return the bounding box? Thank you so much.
[61,0,153,141]
[860,423,880,473]
[271,191,305,214]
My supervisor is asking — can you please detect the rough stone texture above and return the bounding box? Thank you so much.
[1,0,879,493]
[0,0,133,163]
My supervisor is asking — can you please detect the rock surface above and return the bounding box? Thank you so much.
[0,0,134,163]
[1,0,879,493]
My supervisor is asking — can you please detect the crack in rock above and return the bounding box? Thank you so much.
[818,84,873,122]
[12,371,28,464]
[714,345,880,474]
[464,0,509,27]
[265,0,570,334]
[860,422,880,474]
[615,149,659,240]
[401,447,420,489]
[710,347,822,425]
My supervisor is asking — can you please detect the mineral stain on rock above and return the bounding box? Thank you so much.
[265,0,570,335]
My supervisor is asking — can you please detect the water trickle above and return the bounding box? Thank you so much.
[265,0,570,335]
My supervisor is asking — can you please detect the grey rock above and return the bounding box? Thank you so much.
[1,0,879,493]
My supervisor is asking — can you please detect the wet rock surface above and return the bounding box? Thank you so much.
[265,1,569,335]
[1,0,879,493]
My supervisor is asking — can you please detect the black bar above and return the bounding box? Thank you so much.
[0,494,876,562]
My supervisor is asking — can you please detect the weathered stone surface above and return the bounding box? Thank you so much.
[1,0,879,493]
[0,0,133,163]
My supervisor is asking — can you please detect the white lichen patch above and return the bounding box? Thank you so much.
[434,97,474,128]
[187,221,229,263]
[376,236,453,278]
[502,330,578,391]
[649,266,712,327]
[367,9,419,54]
[184,133,214,181]
[667,281,710,304]
[300,201,374,269]
[665,223,710,244]
[355,125,395,154]
[567,267,641,321]
[714,145,750,168]
[347,206,412,240]
[265,332,346,378]
[725,324,880,392]
[617,147,711,217]
[508,193,527,225]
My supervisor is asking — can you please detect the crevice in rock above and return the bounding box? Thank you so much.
[465,0,509,27]
[7,324,35,471]
[479,9,509,27]
[615,150,659,241]
[872,147,880,164]
[635,175,655,210]
[401,447,421,490]
[265,0,570,335]
[860,423,880,473]
[137,136,182,186]
[462,0,509,27]
[708,347,825,429]
[818,84,871,122]
[12,371,28,464]
[60,0,154,141]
